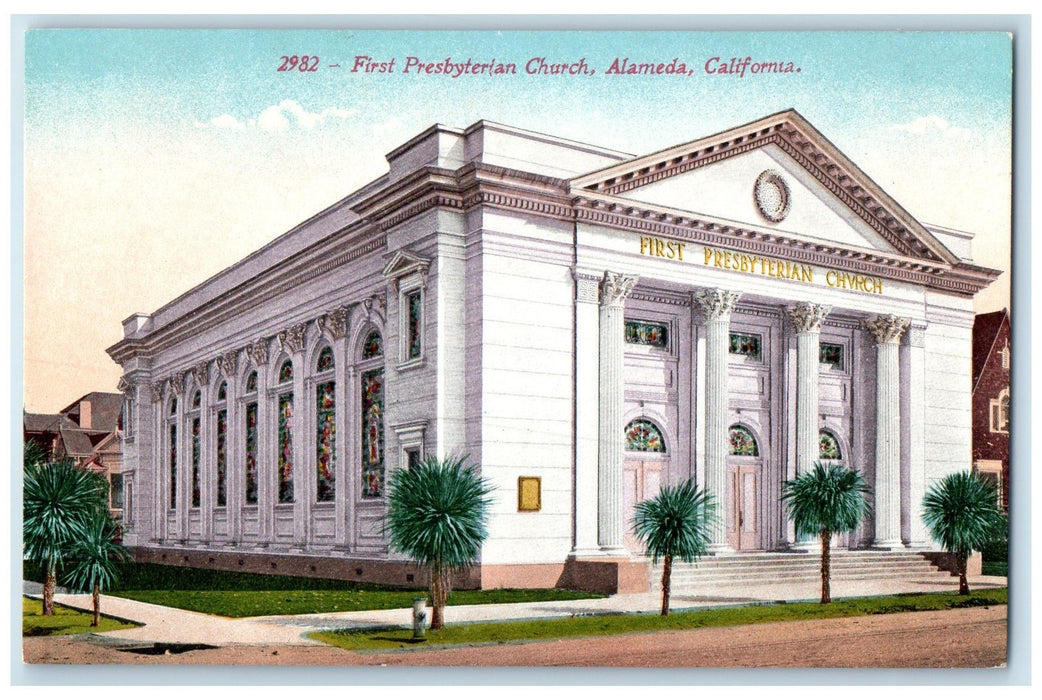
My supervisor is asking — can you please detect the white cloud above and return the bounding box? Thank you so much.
[198,99,356,133]
[889,115,971,138]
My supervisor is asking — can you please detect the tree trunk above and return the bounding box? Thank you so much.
[660,553,673,616]
[42,559,56,616]
[430,564,444,630]
[958,551,970,595]
[92,584,101,627]
[819,529,831,604]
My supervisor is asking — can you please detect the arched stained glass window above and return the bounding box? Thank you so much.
[191,390,201,410]
[168,396,177,416]
[278,360,293,383]
[361,369,384,498]
[217,382,227,402]
[316,347,334,372]
[729,425,759,456]
[819,431,842,460]
[246,371,258,393]
[361,330,383,359]
[624,419,666,452]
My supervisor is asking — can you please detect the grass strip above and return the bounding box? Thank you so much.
[309,588,1008,652]
[112,587,602,618]
[22,597,141,637]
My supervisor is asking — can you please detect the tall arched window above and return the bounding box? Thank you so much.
[819,430,842,461]
[188,390,202,508]
[243,370,259,505]
[624,418,666,452]
[276,359,294,503]
[729,425,759,456]
[215,381,228,507]
[314,347,335,502]
[360,330,384,499]
[167,395,178,509]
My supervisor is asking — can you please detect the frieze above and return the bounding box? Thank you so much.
[601,271,639,306]
[694,288,742,321]
[630,291,689,307]
[863,315,910,345]
[785,303,832,333]
[278,323,307,354]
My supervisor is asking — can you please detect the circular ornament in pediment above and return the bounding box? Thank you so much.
[754,170,791,223]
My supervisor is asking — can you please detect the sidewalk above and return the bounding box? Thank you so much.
[24,573,1008,648]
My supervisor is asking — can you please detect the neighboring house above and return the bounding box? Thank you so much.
[971,309,1010,512]
[23,392,125,519]
[108,110,999,592]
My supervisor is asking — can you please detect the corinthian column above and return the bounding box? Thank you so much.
[864,314,909,549]
[598,271,638,555]
[786,303,831,476]
[785,302,831,549]
[694,288,741,552]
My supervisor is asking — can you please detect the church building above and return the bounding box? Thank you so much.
[107,110,999,592]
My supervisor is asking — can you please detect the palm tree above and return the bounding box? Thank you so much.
[781,462,871,604]
[632,479,717,616]
[23,457,109,615]
[921,471,1006,595]
[384,455,494,630]
[63,510,130,626]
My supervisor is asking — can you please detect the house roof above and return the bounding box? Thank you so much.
[972,308,1010,390]
[59,391,123,432]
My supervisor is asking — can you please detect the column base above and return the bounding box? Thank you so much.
[869,539,906,551]
[570,545,605,558]
[598,545,632,558]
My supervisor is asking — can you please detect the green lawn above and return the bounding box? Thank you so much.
[22,597,140,637]
[21,561,602,618]
[311,588,1008,652]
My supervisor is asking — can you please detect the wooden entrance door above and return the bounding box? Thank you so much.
[623,458,664,554]
[727,463,761,551]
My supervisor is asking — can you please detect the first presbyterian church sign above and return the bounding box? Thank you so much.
[638,234,885,295]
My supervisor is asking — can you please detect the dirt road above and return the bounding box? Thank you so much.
[21,605,1006,668]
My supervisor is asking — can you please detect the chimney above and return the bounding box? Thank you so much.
[80,400,92,429]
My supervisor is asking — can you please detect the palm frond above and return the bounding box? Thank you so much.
[781,462,872,538]
[383,455,494,572]
[632,479,717,564]
[63,511,130,594]
[922,471,1005,557]
[23,460,109,565]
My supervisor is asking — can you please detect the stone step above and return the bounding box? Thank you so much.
[647,552,952,590]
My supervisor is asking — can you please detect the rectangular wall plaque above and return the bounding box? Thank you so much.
[517,476,541,512]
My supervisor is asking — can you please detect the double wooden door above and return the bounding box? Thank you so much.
[727,462,761,551]
[623,458,664,554]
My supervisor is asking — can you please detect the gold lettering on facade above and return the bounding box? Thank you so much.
[640,236,884,295]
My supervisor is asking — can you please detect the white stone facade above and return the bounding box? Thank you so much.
[108,111,998,589]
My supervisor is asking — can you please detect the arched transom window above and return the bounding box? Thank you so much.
[729,425,759,457]
[819,430,842,460]
[624,419,666,452]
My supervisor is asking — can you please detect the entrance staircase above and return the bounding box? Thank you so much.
[648,550,954,593]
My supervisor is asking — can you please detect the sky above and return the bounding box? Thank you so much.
[21,28,1014,413]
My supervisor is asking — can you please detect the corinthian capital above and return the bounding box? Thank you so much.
[149,381,165,403]
[786,303,832,333]
[246,339,270,366]
[193,361,210,386]
[169,373,185,396]
[216,350,239,378]
[600,271,639,306]
[693,288,741,322]
[278,323,307,354]
[319,306,350,340]
[863,315,910,345]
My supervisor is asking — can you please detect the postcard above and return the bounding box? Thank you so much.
[18,22,1015,680]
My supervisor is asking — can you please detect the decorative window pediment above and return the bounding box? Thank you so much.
[381,249,431,288]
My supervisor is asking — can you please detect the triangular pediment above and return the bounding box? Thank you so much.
[381,249,431,280]
[570,110,958,264]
